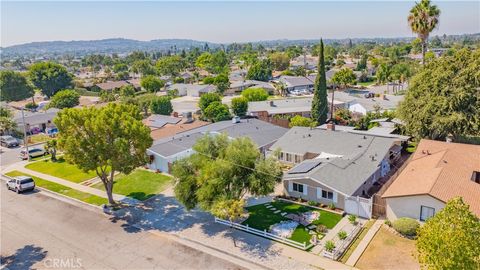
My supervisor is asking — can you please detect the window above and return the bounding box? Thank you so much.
[293,183,304,193]
[280,152,284,161]
[471,171,480,184]
[322,190,334,200]
[286,153,292,162]
[420,206,435,221]
[294,155,302,164]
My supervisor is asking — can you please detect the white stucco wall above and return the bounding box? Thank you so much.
[385,195,445,221]
[147,148,195,173]
[347,102,367,115]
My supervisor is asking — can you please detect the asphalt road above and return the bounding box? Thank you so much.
[0,184,244,270]
[0,143,46,168]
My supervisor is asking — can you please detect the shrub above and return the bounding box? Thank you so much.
[337,230,347,240]
[48,89,80,109]
[325,240,336,252]
[316,224,328,233]
[25,102,38,110]
[307,200,317,206]
[231,97,248,117]
[392,217,420,236]
[241,88,269,102]
[348,215,357,224]
[385,220,392,227]
[150,96,173,115]
[328,202,336,210]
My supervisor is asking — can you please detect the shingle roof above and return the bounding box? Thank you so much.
[248,97,313,115]
[148,118,288,158]
[279,76,314,87]
[96,81,129,90]
[383,139,480,216]
[274,127,397,196]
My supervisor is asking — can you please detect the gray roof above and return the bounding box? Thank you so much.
[145,114,181,128]
[273,127,397,196]
[279,76,314,88]
[96,80,129,90]
[248,97,313,115]
[328,91,404,113]
[167,83,216,95]
[14,109,59,126]
[149,118,288,157]
[317,124,410,141]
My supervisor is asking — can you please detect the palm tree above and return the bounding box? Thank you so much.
[408,0,440,64]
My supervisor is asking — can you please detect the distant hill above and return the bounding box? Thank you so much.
[0,38,219,58]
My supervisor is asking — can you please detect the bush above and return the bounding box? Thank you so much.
[307,200,318,206]
[385,220,392,227]
[241,88,269,102]
[316,224,328,233]
[231,97,248,117]
[25,102,38,110]
[348,215,357,224]
[48,89,80,109]
[337,230,347,240]
[392,217,420,236]
[150,96,173,115]
[328,202,336,210]
[325,240,336,252]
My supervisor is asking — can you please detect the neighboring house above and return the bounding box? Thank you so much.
[278,76,314,93]
[229,69,247,82]
[269,126,402,218]
[14,108,59,134]
[383,139,480,221]
[227,80,275,95]
[166,84,216,97]
[126,79,142,90]
[94,80,130,92]
[317,122,410,142]
[143,114,209,140]
[147,118,288,173]
[290,55,318,70]
[328,91,404,116]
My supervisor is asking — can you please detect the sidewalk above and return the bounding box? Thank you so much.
[3,162,138,205]
[345,219,383,266]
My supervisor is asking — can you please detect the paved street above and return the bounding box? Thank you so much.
[0,143,45,167]
[0,184,244,270]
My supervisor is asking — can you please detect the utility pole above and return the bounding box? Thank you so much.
[21,107,30,161]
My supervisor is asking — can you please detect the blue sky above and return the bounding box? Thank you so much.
[1,1,479,46]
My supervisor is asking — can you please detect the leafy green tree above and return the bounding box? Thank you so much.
[356,54,368,71]
[195,51,229,74]
[204,101,231,122]
[28,62,73,98]
[408,0,441,64]
[131,60,156,76]
[156,56,186,77]
[119,84,136,97]
[112,63,128,73]
[213,73,230,94]
[416,197,480,270]
[150,96,173,115]
[172,133,282,218]
[246,60,272,81]
[54,103,153,204]
[0,70,34,102]
[199,92,222,112]
[116,71,129,80]
[289,115,317,128]
[311,39,329,125]
[231,97,248,117]
[241,88,269,102]
[45,139,58,161]
[140,75,165,93]
[411,38,423,54]
[269,52,290,71]
[48,89,80,109]
[331,68,356,88]
[0,107,16,135]
[398,49,480,140]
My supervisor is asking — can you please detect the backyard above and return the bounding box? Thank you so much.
[355,226,420,270]
[5,170,108,206]
[92,169,172,201]
[242,200,343,245]
[25,157,97,183]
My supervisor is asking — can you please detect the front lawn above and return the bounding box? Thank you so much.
[92,169,172,201]
[242,201,342,245]
[355,226,419,270]
[5,170,108,206]
[25,157,97,183]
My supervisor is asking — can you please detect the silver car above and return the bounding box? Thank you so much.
[6,176,35,193]
[19,148,47,160]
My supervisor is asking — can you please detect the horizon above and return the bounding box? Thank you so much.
[2,1,479,47]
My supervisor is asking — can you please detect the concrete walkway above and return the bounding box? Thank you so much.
[345,219,383,266]
[312,215,350,254]
[3,163,138,205]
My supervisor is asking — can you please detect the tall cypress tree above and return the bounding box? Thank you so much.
[311,39,328,124]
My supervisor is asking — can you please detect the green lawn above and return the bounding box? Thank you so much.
[243,201,343,244]
[92,169,172,201]
[25,157,97,183]
[5,170,108,206]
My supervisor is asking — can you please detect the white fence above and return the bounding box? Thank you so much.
[214,217,314,250]
[322,224,362,260]
[344,196,372,219]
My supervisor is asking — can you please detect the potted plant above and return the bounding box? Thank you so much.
[325,240,336,252]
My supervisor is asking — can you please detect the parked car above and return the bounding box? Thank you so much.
[0,136,19,148]
[46,128,58,137]
[6,176,35,193]
[19,148,47,160]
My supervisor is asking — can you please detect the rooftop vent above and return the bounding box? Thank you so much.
[471,171,480,184]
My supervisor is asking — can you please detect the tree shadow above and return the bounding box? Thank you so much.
[1,245,48,270]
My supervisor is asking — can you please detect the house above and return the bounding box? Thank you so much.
[166,84,216,97]
[317,122,410,142]
[226,80,275,95]
[328,91,404,116]
[94,80,130,91]
[278,76,314,93]
[143,113,209,140]
[290,55,318,70]
[383,139,480,221]
[269,126,402,218]
[146,118,288,173]
[14,108,59,134]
